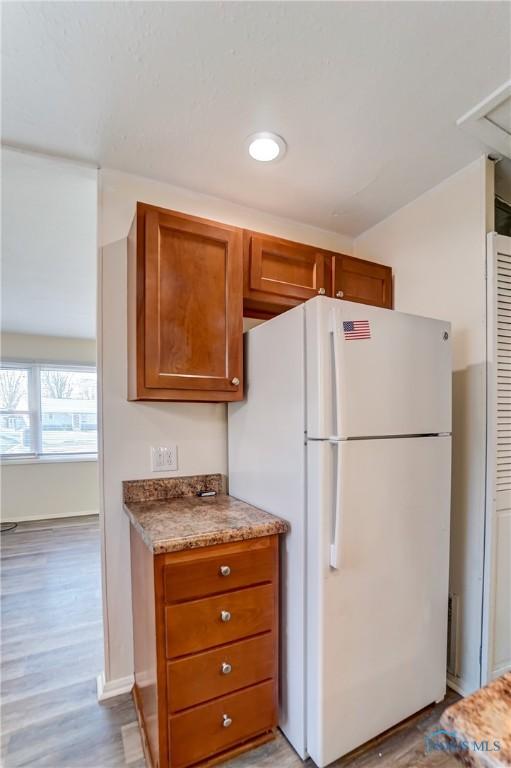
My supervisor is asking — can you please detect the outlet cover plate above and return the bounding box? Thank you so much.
[151,445,178,472]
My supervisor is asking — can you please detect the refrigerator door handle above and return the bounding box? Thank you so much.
[329,440,343,569]
[330,314,343,440]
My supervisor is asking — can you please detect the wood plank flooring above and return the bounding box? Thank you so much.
[1,516,144,768]
[1,516,460,768]
[225,693,461,768]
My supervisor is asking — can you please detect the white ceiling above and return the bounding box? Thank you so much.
[2,2,510,237]
[1,148,97,339]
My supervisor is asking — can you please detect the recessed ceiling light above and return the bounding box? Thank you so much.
[247,132,287,162]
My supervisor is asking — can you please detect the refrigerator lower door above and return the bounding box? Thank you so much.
[306,436,451,767]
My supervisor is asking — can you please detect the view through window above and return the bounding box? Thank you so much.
[0,363,97,457]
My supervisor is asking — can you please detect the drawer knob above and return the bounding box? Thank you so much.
[219,565,231,577]
[231,377,240,386]
[222,714,232,728]
[221,662,232,675]
[318,287,326,295]
[336,290,344,298]
[221,610,231,622]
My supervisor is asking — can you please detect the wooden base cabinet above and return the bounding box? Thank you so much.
[130,531,280,768]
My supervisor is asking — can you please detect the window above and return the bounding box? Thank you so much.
[0,367,32,455]
[0,363,97,459]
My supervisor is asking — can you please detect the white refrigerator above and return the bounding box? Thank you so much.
[228,296,452,768]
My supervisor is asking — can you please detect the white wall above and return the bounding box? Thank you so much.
[1,333,98,522]
[354,157,492,695]
[2,148,97,339]
[99,168,353,687]
[100,170,353,254]
[1,332,96,363]
[1,461,98,522]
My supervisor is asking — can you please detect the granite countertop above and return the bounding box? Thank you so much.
[439,672,511,767]
[122,474,289,554]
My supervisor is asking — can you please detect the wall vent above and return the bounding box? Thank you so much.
[495,249,511,489]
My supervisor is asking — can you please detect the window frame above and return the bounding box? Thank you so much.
[0,359,98,462]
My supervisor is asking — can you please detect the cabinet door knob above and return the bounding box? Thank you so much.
[318,287,326,295]
[221,662,232,675]
[231,377,240,386]
[219,565,231,576]
[221,610,231,622]
[336,290,344,298]
[222,714,232,728]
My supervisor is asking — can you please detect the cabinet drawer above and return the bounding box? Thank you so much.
[164,540,274,603]
[169,680,275,768]
[165,584,274,658]
[167,633,274,712]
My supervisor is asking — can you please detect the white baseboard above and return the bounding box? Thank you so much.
[447,676,467,697]
[96,671,134,702]
[2,509,99,523]
[490,662,511,680]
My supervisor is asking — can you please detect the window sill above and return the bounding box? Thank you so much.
[0,454,98,466]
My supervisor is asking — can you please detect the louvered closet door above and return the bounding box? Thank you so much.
[484,233,511,683]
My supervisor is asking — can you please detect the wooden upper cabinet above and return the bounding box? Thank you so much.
[126,203,392,402]
[333,254,392,309]
[243,231,332,317]
[242,230,392,317]
[128,203,243,401]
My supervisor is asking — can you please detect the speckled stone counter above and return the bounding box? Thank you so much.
[439,673,511,767]
[123,473,289,554]
[123,473,225,503]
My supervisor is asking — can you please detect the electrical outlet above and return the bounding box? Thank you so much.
[151,445,178,472]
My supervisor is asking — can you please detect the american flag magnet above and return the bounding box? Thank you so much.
[343,320,371,340]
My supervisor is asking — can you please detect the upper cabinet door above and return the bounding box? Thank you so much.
[243,231,332,317]
[333,254,392,309]
[128,204,243,401]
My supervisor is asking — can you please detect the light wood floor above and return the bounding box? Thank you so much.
[1,516,460,768]
[1,516,145,768]
[224,695,461,768]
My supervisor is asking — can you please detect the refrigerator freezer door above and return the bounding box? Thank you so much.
[306,436,451,767]
[306,296,452,439]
